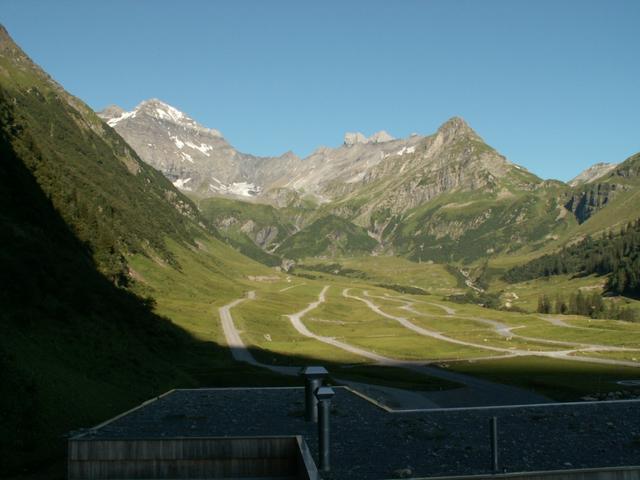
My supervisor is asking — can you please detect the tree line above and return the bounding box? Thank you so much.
[537,290,637,321]
[505,218,640,297]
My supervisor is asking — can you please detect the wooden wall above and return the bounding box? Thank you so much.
[68,435,318,479]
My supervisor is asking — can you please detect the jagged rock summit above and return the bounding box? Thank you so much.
[104,98,223,136]
[436,116,480,141]
[344,130,395,146]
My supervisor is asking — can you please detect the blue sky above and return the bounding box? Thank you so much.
[2,0,639,180]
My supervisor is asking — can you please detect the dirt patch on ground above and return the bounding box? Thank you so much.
[247,275,281,282]
[128,267,146,283]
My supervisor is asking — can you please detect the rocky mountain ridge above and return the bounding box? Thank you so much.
[344,130,396,145]
[99,99,300,198]
[569,162,618,186]
[99,100,640,263]
[101,100,529,208]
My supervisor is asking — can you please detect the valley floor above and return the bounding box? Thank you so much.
[130,244,640,404]
[219,278,640,407]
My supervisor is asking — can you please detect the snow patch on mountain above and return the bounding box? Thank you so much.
[384,145,416,158]
[185,141,213,156]
[398,146,415,156]
[107,110,137,127]
[173,177,192,190]
[209,180,262,197]
[171,135,185,149]
[154,104,185,123]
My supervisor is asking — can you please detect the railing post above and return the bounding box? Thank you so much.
[315,386,335,473]
[300,366,328,423]
[490,416,499,473]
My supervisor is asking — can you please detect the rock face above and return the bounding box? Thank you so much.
[569,162,618,186]
[564,183,621,224]
[100,101,528,214]
[344,130,395,145]
[344,132,368,146]
[335,116,537,224]
[369,130,395,143]
[98,99,298,198]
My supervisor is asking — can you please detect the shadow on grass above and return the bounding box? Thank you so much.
[446,356,640,402]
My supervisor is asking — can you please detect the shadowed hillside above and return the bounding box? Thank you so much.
[0,25,287,476]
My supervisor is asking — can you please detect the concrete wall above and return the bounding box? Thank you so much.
[415,466,640,480]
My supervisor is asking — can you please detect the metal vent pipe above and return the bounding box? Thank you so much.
[300,366,328,423]
[315,386,335,473]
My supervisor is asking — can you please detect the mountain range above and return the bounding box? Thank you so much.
[100,99,640,264]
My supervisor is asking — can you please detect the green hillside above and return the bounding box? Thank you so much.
[0,25,283,475]
[504,218,640,297]
[386,185,573,262]
[0,27,205,282]
[277,214,378,259]
[0,98,201,472]
[198,196,294,265]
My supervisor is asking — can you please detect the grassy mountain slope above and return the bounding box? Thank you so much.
[0,25,203,282]
[0,102,202,473]
[302,120,577,263]
[197,197,295,265]
[484,151,640,271]
[386,183,575,262]
[277,214,377,259]
[0,24,284,475]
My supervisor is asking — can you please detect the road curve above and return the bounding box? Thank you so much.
[218,285,637,408]
[285,286,391,363]
[346,289,512,354]
[287,286,550,406]
[358,290,640,367]
[218,291,297,376]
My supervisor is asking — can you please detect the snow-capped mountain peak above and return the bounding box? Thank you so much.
[98,99,295,199]
[102,98,223,137]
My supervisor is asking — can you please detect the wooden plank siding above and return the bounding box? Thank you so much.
[68,436,318,479]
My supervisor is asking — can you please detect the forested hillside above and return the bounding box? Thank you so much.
[504,219,640,297]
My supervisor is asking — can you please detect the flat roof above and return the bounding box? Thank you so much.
[74,387,640,480]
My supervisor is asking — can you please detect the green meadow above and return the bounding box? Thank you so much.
[128,246,640,400]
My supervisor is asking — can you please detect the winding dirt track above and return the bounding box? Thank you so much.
[218,291,297,376]
[355,290,640,368]
[368,292,638,351]
[283,286,550,405]
[285,286,391,363]
[218,285,639,407]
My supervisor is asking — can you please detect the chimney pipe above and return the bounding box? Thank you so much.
[300,366,328,423]
[315,386,335,473]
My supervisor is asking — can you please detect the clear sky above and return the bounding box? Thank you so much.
[2,0,639,181]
